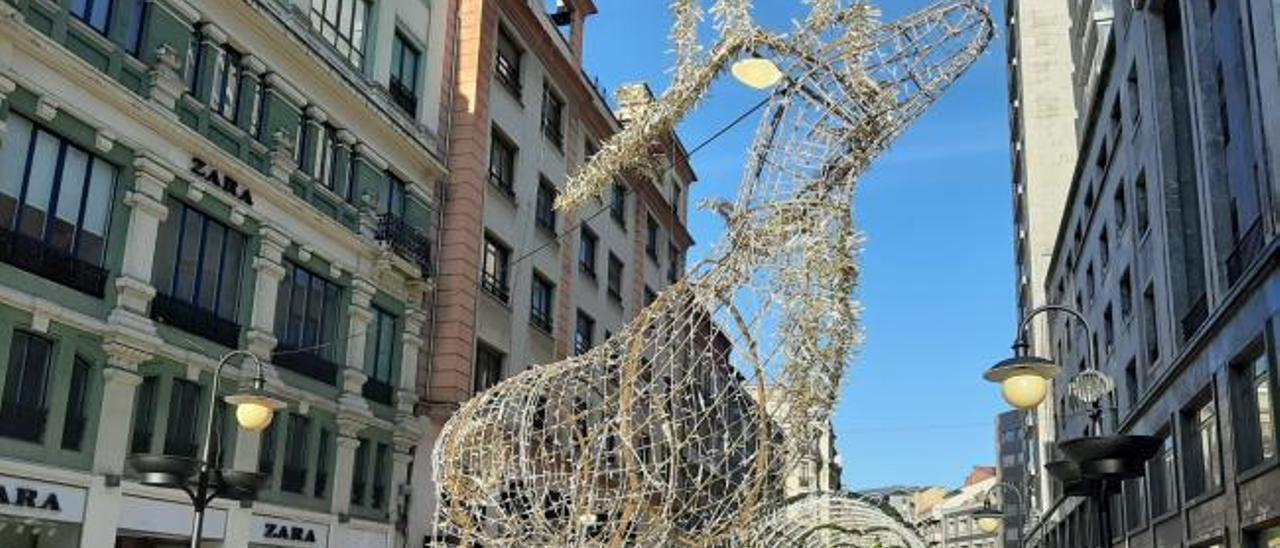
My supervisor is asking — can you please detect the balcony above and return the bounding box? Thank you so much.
[281,464,308,494]
[1225,219,1265,287]
[273,347,340,386]
[375,214,433,274]
[362,377,394,405]
[150,293,242,348]
[0,402,48,443]
[388,78,418,117]
[530,310,553,334]
[481,271,510,304]
[0,225,109,297]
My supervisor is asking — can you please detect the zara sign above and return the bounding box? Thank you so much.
[251,514,329,548]
[0,474,86,524]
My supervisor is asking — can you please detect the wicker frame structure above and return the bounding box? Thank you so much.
[748,491,929,548]
[432,1,993,546]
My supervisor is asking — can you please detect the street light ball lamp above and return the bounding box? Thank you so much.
[974,503,1003,534]
[983,342,1060,410]
[731,55,784,89]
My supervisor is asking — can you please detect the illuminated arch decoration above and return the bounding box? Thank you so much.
[433,1,993,546]
[749,491,928,548]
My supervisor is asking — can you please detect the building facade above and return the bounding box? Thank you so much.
[1015,0,1280,547]
[995,410,1029,548]
[1004,0,1085,526]
[0,0,452,546]
[917,467,999,548]
[411,0,695,545]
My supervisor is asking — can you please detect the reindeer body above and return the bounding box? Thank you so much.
[432,2,993,546]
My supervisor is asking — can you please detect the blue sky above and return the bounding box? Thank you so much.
[582,1,1016,490]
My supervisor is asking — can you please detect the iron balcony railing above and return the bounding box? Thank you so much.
[273,346,340,386]
[0,225,109,297]
[375,213,433,275]
[150,293,242,348]
[530,309,553,334]
[362,377,394,405]
[0,402,47,443]
[388,77,418,117]
[1225,219,1265,287]
[481,271,510,303]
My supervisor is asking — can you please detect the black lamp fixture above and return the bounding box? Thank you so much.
[128,350,286,548]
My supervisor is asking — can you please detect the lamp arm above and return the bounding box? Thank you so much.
[199,349,263,470]
[1015,304,1097,372]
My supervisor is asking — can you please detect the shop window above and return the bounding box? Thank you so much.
[0,330,54,443]
[152,199,247,347]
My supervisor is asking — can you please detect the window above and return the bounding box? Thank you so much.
[309,0,369,67]
[131,377,158,453]
[575,310,595,355]
[536,178,557,231]
[1099,228,1110,269]
[1104,305,1114,353]
[0,114,117,269]
[258,418,278,476]
[1233,348,1277,470]
[305,123,345,193]
[164,379,202,458]
[1127,63,1140,123]
[351,438,369,505]
[61,356,92,451]
[1119,269,1133,321]
[367,306,396,388]
[1136,172,1150,234]
[1085,264,1095,302]
[474,342,504,393]
[1148,433,1177,516]
[314,427,331,497]
[541,83,564,149]
[1123,477,1145,530]
[607,253,623,302]
[481,235,511,302]
[495,29,523,97]
[282,414,310,493]
[372,442,390,510]
[530,272,554,333]
[579,226,598,277]
[209,44,244,123]
[389,31,422,116]
[644,286,656,306]
[1143,284,1159,365]
[152,199,247,344]
[671,181,682,218]
[1253,526,1280,547]
[0,331,54,443]
[646,215,659,261]
[382,173,406,217]
[667,242,681,283]
[70,0,113,33]
[274,261,342,363]
[488,130,516,195]
[124,0,148,55]
[1124,358,1140,410]
[1183,397,1221,497]
[1114,183,1128,230]
[610,184,627,226]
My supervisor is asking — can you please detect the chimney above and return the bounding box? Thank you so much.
[615,83,655,125]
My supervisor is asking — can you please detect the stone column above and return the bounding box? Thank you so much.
[389,436,416,546]
[109,155,173,335]
[299,105,329,177]
[330,419,365,516]
[80,343,150,548]
[246,225,291,361]
[340,278,375,413]
[237,55,267,132]
[395,293,428,420]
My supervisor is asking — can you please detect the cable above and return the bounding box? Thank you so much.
[506,94,773,269]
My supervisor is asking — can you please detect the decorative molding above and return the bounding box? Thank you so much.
[30,308,50,333]
[241,55,268,76]
[199,22,229,45]
[35,96,58,121]
[304,104,329,123]
[297,245,313,263]
[185,183,205,203]
[114,275,157,316]
[155,0,202,26]
[95,129,116,153]
[354,143,388,171]
[263,72,308,109]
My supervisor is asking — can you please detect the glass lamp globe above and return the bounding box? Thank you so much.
[983,352,1060,411]
[225,392,286,432]
[976,515,1002,534]
[731,57,783,89]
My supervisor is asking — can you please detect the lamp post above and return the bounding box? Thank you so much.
[973,481,1030,545]
[983,304,1160,548]
[128,350,286,548]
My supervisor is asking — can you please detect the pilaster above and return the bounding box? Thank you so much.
[115,154,173,317]
[192,23,227,104]
[340,277,376,413]
[330,420,365,516]
[80,343,151,547]
[246,224,291,360]
[237,55,267,131]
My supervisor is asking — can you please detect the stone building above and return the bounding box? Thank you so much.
[1013,0,1280,546]
[412,0,695,544]
[916,467,1000,548]
[0,0,450,546]
[995,410,1029,548]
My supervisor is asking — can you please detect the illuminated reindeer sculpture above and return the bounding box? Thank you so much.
[433,1,993,546]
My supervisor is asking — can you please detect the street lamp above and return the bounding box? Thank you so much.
[973,482,1028,539]
[982,304,1084,411]
[128,350,286,548]
[731,55,784,89]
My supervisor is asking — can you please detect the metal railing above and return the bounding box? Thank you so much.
[1225,219,1265,286]
[273,346,340,386]
[481,271,510,303]
[150,293,242,348]
[0,225,109,297]
[388,77,418,117]
[375,213,433,275]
